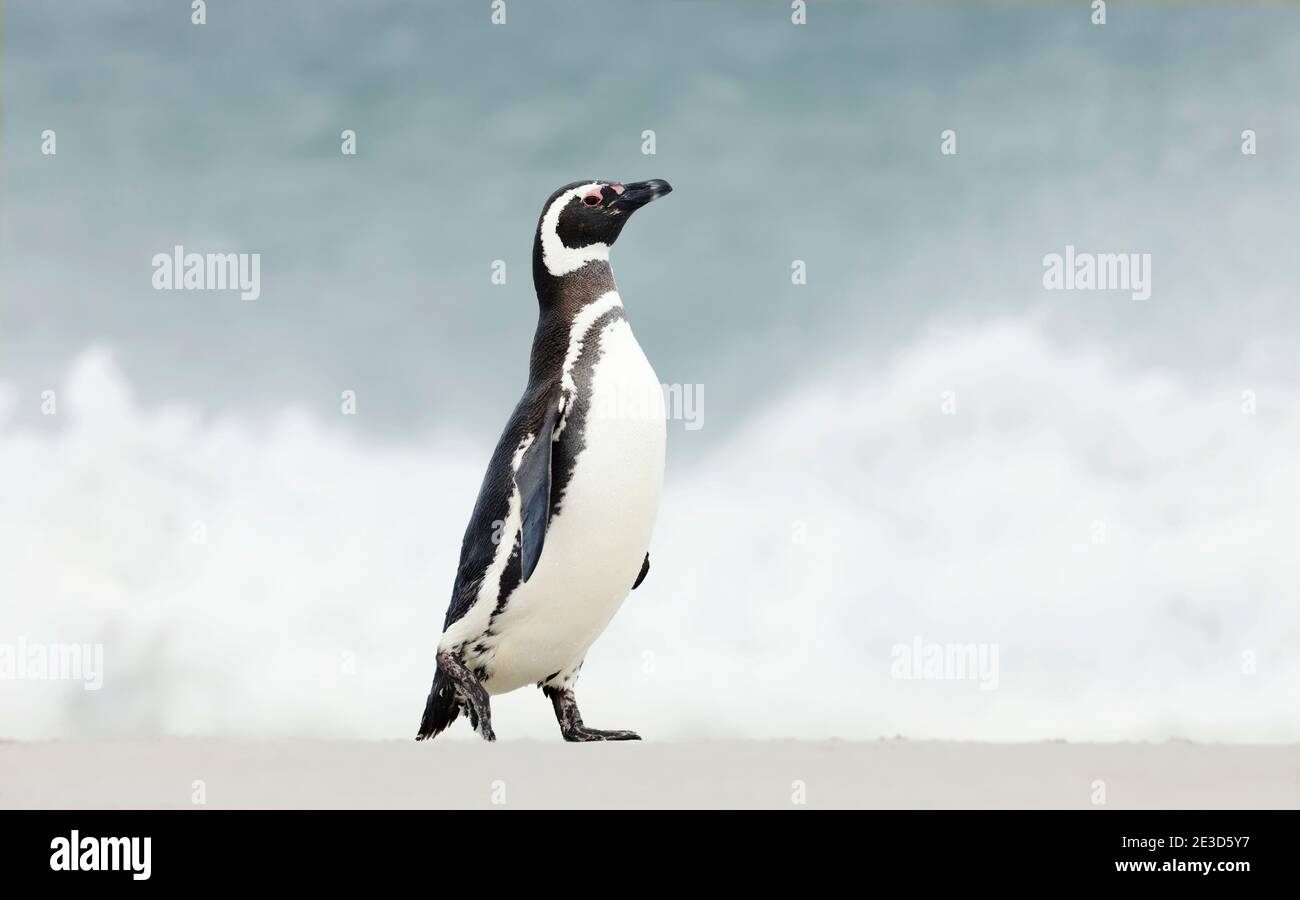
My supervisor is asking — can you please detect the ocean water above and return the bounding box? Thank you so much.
[2,1,1297,741]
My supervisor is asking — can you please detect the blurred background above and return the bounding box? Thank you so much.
[2,0,1296,742]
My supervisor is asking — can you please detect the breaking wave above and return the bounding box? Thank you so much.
[1,320,1295,741]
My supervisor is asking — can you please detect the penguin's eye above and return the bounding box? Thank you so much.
[581,191,603,207]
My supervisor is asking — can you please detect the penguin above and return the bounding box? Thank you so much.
[416,179,673,742]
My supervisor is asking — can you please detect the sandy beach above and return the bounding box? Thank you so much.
[1,739,1294,809]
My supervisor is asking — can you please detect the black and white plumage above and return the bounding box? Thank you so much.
[416,179,672,742]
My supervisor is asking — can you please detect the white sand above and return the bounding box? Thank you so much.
[1,739,1295,809]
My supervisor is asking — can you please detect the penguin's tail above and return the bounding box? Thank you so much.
[415,666,461,740]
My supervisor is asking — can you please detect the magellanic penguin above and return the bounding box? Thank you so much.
[416,179,673,742]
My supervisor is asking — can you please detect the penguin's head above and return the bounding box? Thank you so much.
[535,179,672,278]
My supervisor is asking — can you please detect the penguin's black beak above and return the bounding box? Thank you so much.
[609,179,672,212]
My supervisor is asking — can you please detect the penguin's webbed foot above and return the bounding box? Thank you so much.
[543,685,640,743]
[437,649,496,742]
[562,726,641,743]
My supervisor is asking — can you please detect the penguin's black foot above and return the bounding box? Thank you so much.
[542,685,640,743]
[437,650,495,742]
[562,726,641,743]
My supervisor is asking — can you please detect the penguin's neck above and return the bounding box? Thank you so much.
[528,248,622,388]
[532,232,620,312]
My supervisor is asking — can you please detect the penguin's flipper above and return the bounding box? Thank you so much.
[516,390,563,583]
[632,553,650,590]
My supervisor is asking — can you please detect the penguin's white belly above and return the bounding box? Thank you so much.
[484,318,665,694]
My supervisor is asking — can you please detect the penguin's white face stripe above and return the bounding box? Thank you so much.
[540,182,610,277]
